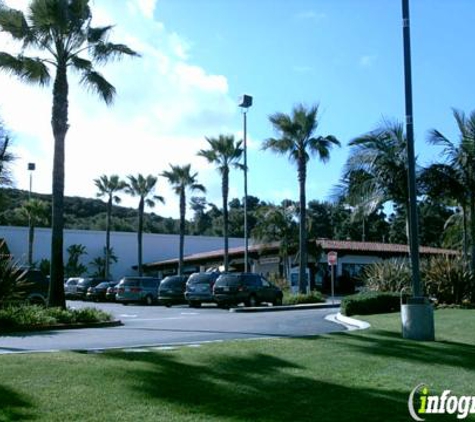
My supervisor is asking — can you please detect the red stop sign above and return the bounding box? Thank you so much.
[327,251,338,266]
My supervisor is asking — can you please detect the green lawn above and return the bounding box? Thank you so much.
[1,309,474,422]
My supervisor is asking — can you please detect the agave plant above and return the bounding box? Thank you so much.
[361,259,412,293]
[0,241,28,307]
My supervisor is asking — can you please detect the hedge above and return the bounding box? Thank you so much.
[341,291,404,316]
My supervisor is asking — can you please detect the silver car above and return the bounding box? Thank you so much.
[64,277,81,299]
[115,277,161,305]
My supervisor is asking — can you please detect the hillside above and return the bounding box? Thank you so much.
[0,188,181,234]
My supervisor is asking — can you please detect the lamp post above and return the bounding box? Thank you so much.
[28,162,35,199]
[400,0,434,340]
[238,94,253,273]
[27,162,36,266]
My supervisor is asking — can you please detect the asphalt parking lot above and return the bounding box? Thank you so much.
[0,301,345,354]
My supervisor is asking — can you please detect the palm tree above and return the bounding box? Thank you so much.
[263,104,340,293]
[126,174,164,276]
[337,121,412,239]
[161,164,206,275]
[0,120,14,188]
[94,174,126,279]
[198,135,243,271]
[0,1,138,307]
[20,199,49,266]
[426,109,475,270]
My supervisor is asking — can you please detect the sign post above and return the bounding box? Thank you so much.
[327,251,338,305]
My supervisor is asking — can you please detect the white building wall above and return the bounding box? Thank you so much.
[0,226,244,280]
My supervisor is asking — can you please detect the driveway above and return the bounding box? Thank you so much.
[0,301,344,354]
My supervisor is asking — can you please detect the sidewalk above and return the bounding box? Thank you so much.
[229,295,342,313]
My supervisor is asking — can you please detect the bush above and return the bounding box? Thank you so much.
[283,291,324,305]
[341,292,403,316]
[0,247,29,307]
[362,259,412,293]
[0,305,112,330]
[423,256,474,304]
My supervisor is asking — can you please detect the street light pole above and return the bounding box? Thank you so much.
[27,162,36,266]
[238,95,253,273]
[400,0,434,340]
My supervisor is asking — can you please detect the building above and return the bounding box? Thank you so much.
[0,226,244,280]
[143,239,457,293]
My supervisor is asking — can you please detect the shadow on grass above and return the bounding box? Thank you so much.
[0,385,35,421]
[100,350,408,422]
[332,329,475,371]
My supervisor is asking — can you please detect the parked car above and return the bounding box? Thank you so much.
[158,275,188,307]
[213,273,283,308]
[185,272,220,307]
[105,283,120,302]
[75,278,106,300]
[115,277,161,305]
[14,268,49,306]
[86,281,117,302]
[64,277,81,299]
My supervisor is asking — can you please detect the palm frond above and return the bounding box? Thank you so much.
[79,69,116,104]
[0,52,50,85]
[92,42,139,64]
[0,5,34,44]
[87,25,114,43]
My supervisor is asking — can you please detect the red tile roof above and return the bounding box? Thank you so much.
[144,239,456,268]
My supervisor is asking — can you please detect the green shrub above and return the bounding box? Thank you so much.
[46,307,77,324]
[0,248,29,307]
[72,307,112,323]
[283,291,324,305]
[423,256,474,304]
[362,259,412,293]
[341,292,403,316]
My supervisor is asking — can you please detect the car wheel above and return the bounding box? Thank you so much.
[273,296,283,306]
[145,295,153,306]
[247,295,258,307]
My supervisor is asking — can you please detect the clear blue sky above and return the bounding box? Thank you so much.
[1,0,474,217]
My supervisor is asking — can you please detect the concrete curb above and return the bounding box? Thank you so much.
[0,320,123,335]
[229,303,340,313]
[325,312,371,331]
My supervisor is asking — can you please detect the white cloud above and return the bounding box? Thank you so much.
[359,55,377,68]
[0,0,240,218]
[294,11,327,21]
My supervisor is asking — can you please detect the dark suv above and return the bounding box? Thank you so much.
[75,278,106,300]
[22,269,49,306]
[213,273,283,307]
[185,272,220,307]
[158,275,188,307]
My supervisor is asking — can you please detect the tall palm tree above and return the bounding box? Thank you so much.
[20,198,49,266]
[94,174,126,279]
[198,135,243,271]
[263,104,340,293]
[0,120,14,188]
[0,1,138,307]
[126,174,164,276]
[161,164,206,275]
[337,121,412,240]
[427,109,475,270]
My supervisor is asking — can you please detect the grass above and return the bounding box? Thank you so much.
[0,309,474,421]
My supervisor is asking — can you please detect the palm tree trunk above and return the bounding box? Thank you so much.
[179,188,186,276]
[28,220,34,267]
[462,203,469,267]
[470,195,475,272]
[222,168,229,272]
[298,159,307,293]
[105,196,112,280]
[49,62,68,308]
[138,197,144,276]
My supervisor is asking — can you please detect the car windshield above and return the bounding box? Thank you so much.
[161,277,185,287]
[187,273,215,285]
[215,275,240,287]
[65,278,79,285]
[96,282,111,289]
[120,279,139,287]
[77,278,92,286]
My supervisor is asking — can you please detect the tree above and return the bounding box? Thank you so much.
[426,109,475,269]
[252,204,298,280]
[337,121,413,240]
[89,247,117,278]
[198,135,243,271]
[20,199,49,266]
[263,104,340,293]
[64,243,87,277]
[94,174,125,279]
[161,164,205,275]
[0,0,138,307]
[190,196,212,235]
[126,174,164,276]
[0,119,14,188]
